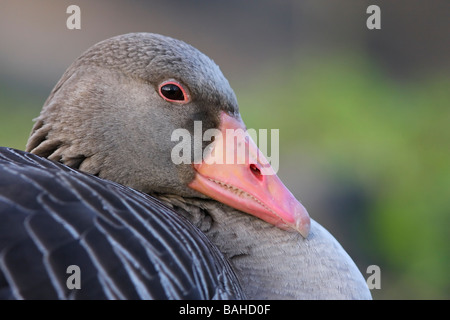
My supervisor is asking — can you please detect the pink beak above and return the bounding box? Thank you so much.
[188,112,311,238]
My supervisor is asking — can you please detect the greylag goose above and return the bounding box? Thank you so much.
[0,33,371,300]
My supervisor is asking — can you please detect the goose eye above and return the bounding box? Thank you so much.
[159,81,189,103]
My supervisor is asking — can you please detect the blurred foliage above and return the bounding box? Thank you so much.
[238,52,450,299]
[0,86,42,149]
[0,51,449,299]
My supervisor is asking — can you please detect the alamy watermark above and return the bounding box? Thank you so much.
[367,5,381,30]
[170,121,280,175]
[366,264,381,290]
[66,5,380,31]
[66,265,81,290]
[64,264,381,291]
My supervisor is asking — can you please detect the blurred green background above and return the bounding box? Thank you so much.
[0,0,449,299]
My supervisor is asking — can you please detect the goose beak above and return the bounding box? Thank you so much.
[188,111,311,238]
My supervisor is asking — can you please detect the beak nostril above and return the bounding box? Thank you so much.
[250,164,263,181]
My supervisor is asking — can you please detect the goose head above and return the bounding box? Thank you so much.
[26,33,310,237]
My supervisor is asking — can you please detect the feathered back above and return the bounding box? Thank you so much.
[0,147,245,299]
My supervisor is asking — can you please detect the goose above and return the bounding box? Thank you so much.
[0,33,371,300]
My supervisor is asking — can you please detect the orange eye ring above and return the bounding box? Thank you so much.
[158,80,190,103]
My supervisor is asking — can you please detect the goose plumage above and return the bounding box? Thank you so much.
[0,33,371,300]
